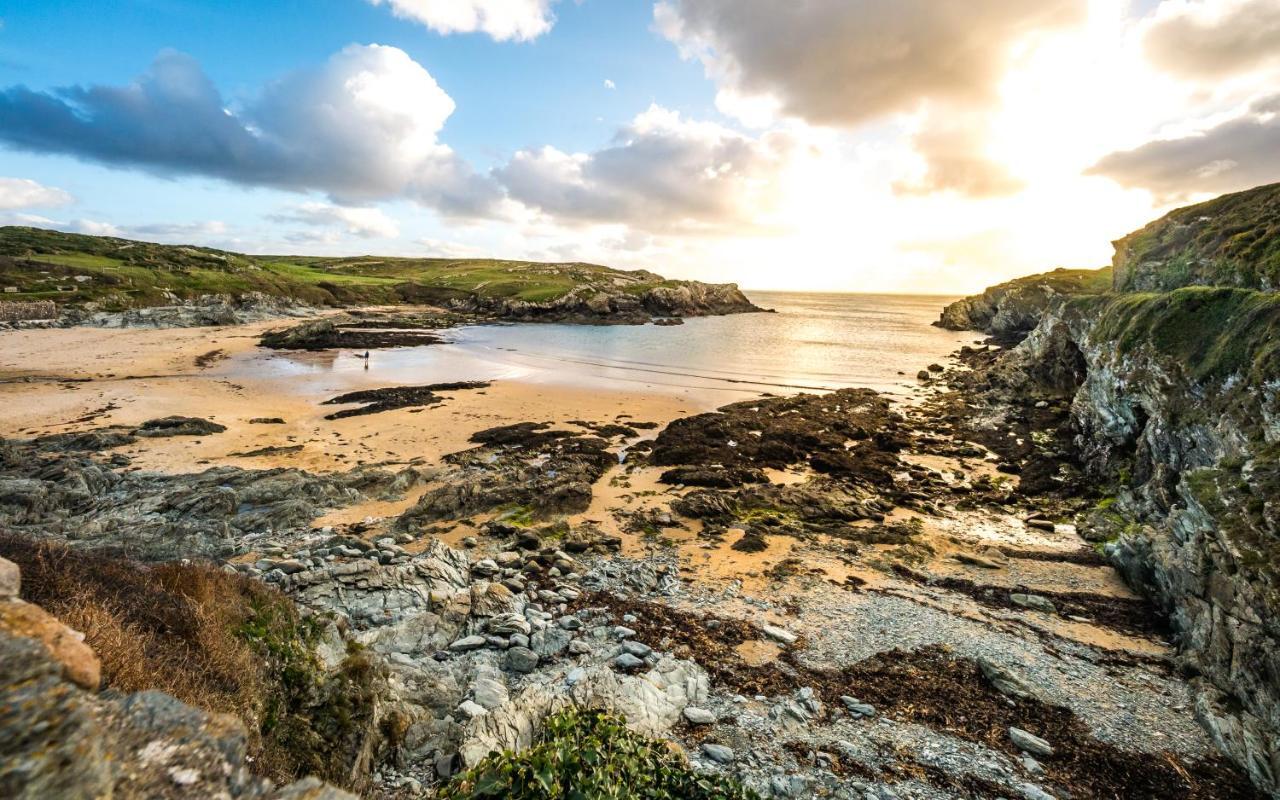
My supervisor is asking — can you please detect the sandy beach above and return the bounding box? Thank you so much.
[0,318,703,475]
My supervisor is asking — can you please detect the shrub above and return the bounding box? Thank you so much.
[440,707,760,800]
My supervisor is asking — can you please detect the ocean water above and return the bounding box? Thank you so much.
[248,292,977,404]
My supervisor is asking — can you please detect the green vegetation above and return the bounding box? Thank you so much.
[1113,181,1280,292]
[1080,286,1280,383]
[0,225,673,311]
[440,708,759,800]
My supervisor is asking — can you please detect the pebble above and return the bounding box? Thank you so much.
[565,667,586,686]
[1009,727,1054,757]
[840,696,876,718]
[1011,593,1058,614]
[613,625,637,638]
[683,707,716,725]
[568,639,591,655]
[762,624,797,645]
[701,743,735,764]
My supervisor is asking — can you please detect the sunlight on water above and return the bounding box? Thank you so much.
[239,292,977,404]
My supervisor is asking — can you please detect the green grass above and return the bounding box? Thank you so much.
[0,225,677,311]
[1113,181,1280,291]
[1080,286,1280,383]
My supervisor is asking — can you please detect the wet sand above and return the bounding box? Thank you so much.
[0,320,705,475]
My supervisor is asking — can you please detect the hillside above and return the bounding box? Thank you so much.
[934,182,1280,793]
[0,226,758,323]
[934,266,1111,339]
[1112,182,1280,292]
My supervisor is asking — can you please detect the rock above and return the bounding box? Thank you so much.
[762,624,797,645]
[620,640,653,658]
[456,700,488,720]
[1017,782,1057,800]
[840,697,875,718]
[955,551,1003,569]
[683,707,716,725]
[1009,727,1054,757]
[448,635,486,652]
[568,639,591,655]
[0,557,17,600]
[471,676,509,710]
[0,600,100,690]
[978,657,1035,700]
[613,653,645,671]
[531,627,573,658]
[701,743,735,764]
[487,613,531,637]
[504,646,539,674]
[1010,593,1058,614]
[558,616,583,631]
[471,559,500,577]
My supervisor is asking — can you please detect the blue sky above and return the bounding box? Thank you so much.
[0,1,1277,292]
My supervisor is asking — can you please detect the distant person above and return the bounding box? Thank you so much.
[363,351,370,370]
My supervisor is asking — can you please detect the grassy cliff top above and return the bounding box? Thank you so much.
[1112,181,1280,293]
[0,226,679,310]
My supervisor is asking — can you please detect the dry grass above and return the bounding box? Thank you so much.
[0,533,356,786]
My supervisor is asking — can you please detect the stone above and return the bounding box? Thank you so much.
[701,743,735,764]
[531,627,573,658]
[613,653,645,670]
[568,639,591,655]
[0,557,18,600]
[762,624,797,645]
[0,600,100,690]
[471,559,500,577]
[979,657,1035,700]
[621,640,653,658]
[1010,593,1058,614]
[613,625,637,639]
[456,700,488,720]
[449,635,487,652]
[840,697,876,718]
[1017,783,1057,800]
[1009,727,1054,757]
[683,707,716,725]
[504,646,539,674]
[558,616,583,631]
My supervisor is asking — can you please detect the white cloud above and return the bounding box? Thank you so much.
[655,0,1085,127]
[1089,94,1280,198]
[603,79,616,90]
[495,105,804,233]
[0,45,501,217]
[1142,0,1280,81]
[270,202,401,239]
[0,177,74,210]
[367,0,556,41]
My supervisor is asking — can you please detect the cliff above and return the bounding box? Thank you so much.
[940,183,1280,793]
[935,266,1111,340]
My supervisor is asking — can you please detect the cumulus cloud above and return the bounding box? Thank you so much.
[129,221,230,239]
[1088,95,1280,198]
[270,202,400,239]
[1142,0,1280,81]
[367,0,556,41]
[0,45,500,217]
[0,177,73,210]
[654,0,1084,127]
[604,79,616,90]
[494,105,800,233]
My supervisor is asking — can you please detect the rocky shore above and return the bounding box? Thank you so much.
[2,186,1277,798]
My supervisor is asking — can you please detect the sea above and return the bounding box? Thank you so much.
[249,292,977,406]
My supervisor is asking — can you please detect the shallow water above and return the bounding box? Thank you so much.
[233,291,976,406]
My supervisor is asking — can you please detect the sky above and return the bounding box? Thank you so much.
[0,0,1278,294]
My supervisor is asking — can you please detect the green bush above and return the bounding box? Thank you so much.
[440,708,759,800]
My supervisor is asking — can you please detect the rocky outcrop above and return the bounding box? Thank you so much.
[935,267,1110,340]
[958,282,1280,792]
[0,432,426,561]
[0,556,356,800]
[59,291,314,329]
[443,279,762,324]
